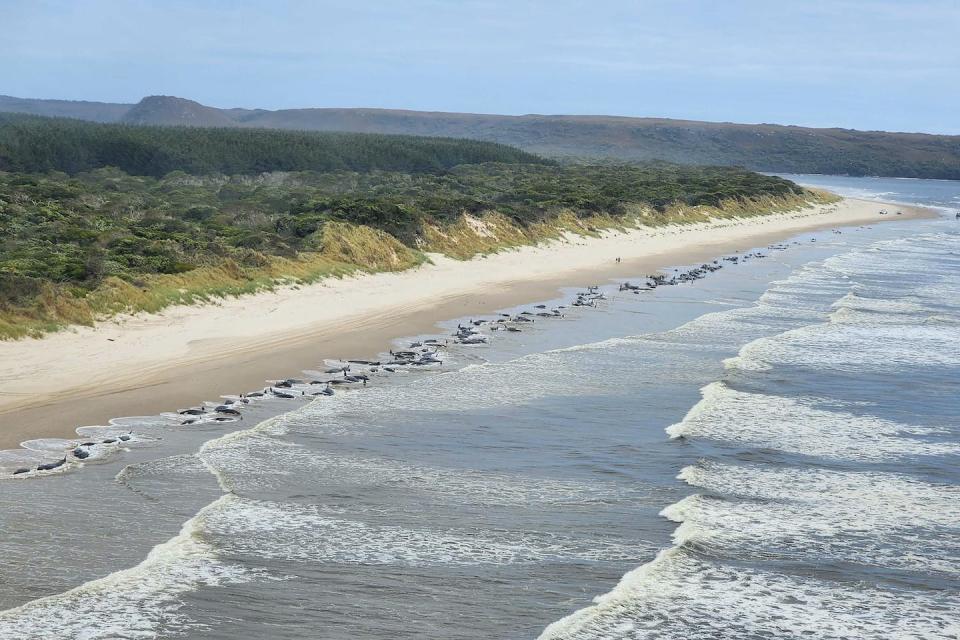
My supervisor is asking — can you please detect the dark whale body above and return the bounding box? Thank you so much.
[37,457,66,472]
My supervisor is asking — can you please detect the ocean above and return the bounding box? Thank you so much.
[0,175,957,639]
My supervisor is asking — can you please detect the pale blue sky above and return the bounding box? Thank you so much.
[3,0,958,133]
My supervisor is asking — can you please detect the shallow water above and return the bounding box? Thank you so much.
[1,176,958,639]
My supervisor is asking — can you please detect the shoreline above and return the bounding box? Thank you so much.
[0,197,935,449]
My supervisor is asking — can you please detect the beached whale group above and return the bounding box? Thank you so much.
[6,239,809,479]
[616,248,780,294]
[11,432,133,475]
[454,305,568,342]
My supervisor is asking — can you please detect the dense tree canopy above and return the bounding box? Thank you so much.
[0,114,545,176]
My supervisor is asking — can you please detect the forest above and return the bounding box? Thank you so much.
[0,113,543,176]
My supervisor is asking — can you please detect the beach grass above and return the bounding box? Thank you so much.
[0,223,427,339]
[0,188,827,340]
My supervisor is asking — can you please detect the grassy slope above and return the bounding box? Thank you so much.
[0,167,835,339]
[0,222,427,339]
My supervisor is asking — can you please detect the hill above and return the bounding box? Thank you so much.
[0,94,130,123]
[121,95,241,127]
[0,113,544,177]
[2,94,958,179]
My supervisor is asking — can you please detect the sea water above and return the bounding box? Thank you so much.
[0,176,957,639]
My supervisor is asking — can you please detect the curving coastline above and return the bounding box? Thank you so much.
[0,196,952,638]
[0,197,934,449]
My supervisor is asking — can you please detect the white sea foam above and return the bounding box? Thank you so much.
[204,495,649,566]
[679,461,960,521]
[188,389,637,503]
[720,237,960,372]
[0,449,64,475]
[201,428,634,506]
[731,321,960,373]
[547,336,645,354]
[542,229,960,639]
[2,425,155,477]
[0,496,256,640]
[19,438,78,453]
[666,493,960,575]
[641,258,861,353]
[538,548,960,640]
[828,291,934,325]
[667,461,960,575]
[230,338,705,446]
[666,382,958,460]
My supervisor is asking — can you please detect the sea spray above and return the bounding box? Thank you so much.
[0,495,255,640]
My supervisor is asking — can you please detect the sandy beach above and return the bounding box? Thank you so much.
[0,197,934,449]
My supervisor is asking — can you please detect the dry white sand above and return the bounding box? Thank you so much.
[0,197,933,447]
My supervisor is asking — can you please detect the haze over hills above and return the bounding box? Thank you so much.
[2,94,960,179]
[0,94,130,123]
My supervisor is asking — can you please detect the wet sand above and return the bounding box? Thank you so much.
[0,198,935,449]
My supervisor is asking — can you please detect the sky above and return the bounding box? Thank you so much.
[3,0,959,133]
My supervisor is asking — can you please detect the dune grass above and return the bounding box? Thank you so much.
[0,166,830,340]
[0,223,426,339]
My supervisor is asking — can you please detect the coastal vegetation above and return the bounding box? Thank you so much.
[0,161,828,339]
[0,115,833,339]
